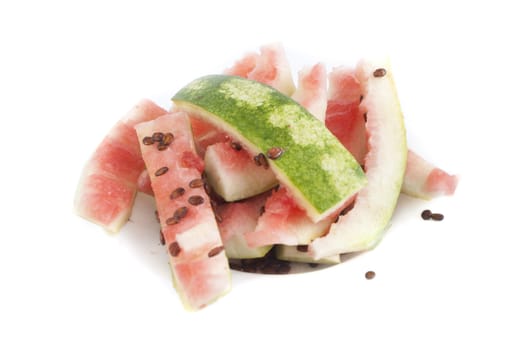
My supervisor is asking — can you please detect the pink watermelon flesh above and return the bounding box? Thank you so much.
[215,192,273,259]
[135,112,230,310]
[74,99,167,232]
[244,187,333,247]
[402,150,458,199]
[291,63,328,121]
[325,67,368,165]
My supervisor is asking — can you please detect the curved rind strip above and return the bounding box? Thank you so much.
[310,59,408,258]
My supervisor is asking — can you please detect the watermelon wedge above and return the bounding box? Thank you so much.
[74,99,167,232]
[325,67,368,165]
[215,192,272,259]
[224,42,296,96]
[244,186,333,247]
[135,112,230,310]
[291,63,328,121]
[402,150,459,199]
[310,59,408,258]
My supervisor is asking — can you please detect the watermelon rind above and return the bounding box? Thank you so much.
[275,245,340,264]
[310,58,408,258]
[172,75,367,223]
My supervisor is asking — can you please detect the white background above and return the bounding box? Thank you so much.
[1,0,522,349]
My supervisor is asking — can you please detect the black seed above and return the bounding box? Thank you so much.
[155,166,168,176]
[142,136,154,145]
[157,143,168,151]
[230,141,242,151]
[173,206,188,220]
[189,178,205,188]
[169,241,181,257]
[254,153,269,169]
[208,245,224,258]
[365,271,376,279]
[359,95,364,103]
[154,210,160,223]
[266,147,284,160]
[363,112,368,122]
[340,202,355,216]
[296,245,309,253]
[152,132,164,142]
[162,132,174,146]
[373,68,387,77]
[166,216,179,225]
[259,205,265,216]
[430,213,444,221]
[421,209,432,220]
[188,195,204,206]
[159,230,165,245]
[170,187,185,200]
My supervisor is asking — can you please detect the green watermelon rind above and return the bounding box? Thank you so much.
[173,75,367,222]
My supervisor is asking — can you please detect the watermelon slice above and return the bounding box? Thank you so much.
[291,63,328,121]
[135,112,230,310]
[310,59,408,258]
[215,192,272,259]
[244,187,333,247]
[74,99,167,232]
[204,141,277,201]
[402,150,459,199]
[325,67,368,165]
[224,42,296,96]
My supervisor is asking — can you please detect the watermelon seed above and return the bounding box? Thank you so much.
[168,241,181,257]
[162,132,174,145]
[154,210,160,223]
[208,245,224,258]
[365,271,376,279]
[259,205,265,216]
[152,132,164,142]
[173,206,188,220]
[430,213,444,221]
[230,141,242,151]
[296,245,309,253]
[266,147,284,160]
[166,217,179,225]
[170,187,186,200]
[159,230,165,245]
[254,153,269,169]
[340,202,355,216]
[157,143,168,151]
[189,178,205,188]
[363,112,368,122]
[188,195,204,206]
[155,166,169,176]
[421,209,432,220]
[359,95,364,103]
[142,136,154,145]
[373,68,387,77]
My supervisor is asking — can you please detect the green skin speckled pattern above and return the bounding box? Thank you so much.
[173,75,366,222]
